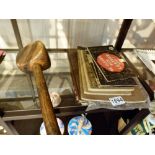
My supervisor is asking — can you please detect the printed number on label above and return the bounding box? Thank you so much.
[109,96,125,106]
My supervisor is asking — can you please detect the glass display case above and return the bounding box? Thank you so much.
[0,19,155,135]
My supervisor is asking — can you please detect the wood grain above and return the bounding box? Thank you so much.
[16,41,51,72]
[16,41,61,135]
[33,64,60,135]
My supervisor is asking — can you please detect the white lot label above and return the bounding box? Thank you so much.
[109,96,125,106]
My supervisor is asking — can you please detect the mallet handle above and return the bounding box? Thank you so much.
[32,64,61,135]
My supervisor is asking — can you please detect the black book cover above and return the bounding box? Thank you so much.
[93,61,137,86]
[86,46,135,82]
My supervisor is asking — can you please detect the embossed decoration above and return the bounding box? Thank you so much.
[97,53,125,73]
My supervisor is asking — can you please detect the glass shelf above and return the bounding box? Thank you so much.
[1,48,154,119]
[0,50,76,113]
[122,49,155,103]
[122,49,155,82]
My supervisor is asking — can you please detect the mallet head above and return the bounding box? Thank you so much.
[16,41,51,73]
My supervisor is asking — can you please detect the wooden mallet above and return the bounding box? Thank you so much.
[16,41,61,135]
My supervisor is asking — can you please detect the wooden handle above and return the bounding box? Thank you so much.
[32,64,61,135]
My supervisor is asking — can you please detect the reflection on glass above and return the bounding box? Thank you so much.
[0,51,32,99]
[0,100,39,111]
[0,19,18,49]
[0,50,73,111]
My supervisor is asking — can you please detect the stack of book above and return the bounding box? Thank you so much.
[77,46,149,107]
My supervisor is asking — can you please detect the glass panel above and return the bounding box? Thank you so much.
[33,52,73,96]
[0,100,38,111]
[17,19,123,49]
[17,19,69,48]
[0,50,73,111]
[123,50,155,82]
[0,51,33,99]
[68,19,123,48]
[0,19,18,49]
[123,19,155,48]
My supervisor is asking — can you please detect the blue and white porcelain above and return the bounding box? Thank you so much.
[40,118,65,135]
[68,115,92,135]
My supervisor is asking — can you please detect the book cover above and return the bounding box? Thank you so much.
[92,57,137,86]
[87,46,135,82]
[79,48,137,87]
[79,49,134,91]
[78,50,133,95]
